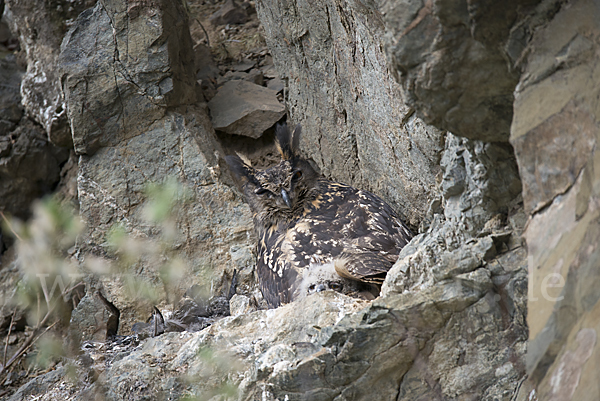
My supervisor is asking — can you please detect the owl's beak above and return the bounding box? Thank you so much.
[315,283,327,292]
[281,189,292,208]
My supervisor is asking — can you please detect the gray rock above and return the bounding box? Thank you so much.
[0,56,22,133]
[261,64,279,79]
[512,101,595,214]
[217,70,246,86]
[75,107,254,335]
[0,261,27,333]
[254,0,445,227]
[247,68,265,86]
[0,119,69,219]
[267,77,284,93]
[209,0,249,26]
[229,294,256,316]
[4,0,95,148]
[208,80,285,138]
[0,54,69,221]
[7,367,68,401]
[28,236,526,400]
[377,0,536,142]
[21,110,525,401]
[511,1,600,397]
[55,0,254,337]
[377,126,527,399]
[194,43,220,82]
[217,68,264,86]
[58,0,198,155]
[231,60,256,72]
[10,0,600,399]
[0,16,10,45]
[67,291,110,352]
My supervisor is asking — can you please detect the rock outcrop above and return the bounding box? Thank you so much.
[510,1,600,399]
[208,80,286,138]
[0,30,69,252]
[378,0,540,143]
[1,0,598,400]
[255,0,446,228]
[56,0,255,336]
[4,0,96,147]
[58,0,198,155]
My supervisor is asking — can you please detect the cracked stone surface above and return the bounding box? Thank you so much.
[9,126,528,400]
[4,0,95,147]
[55,0,256,336]
[254,0,445,228]
[0,54,69,223]
[510,1,600,399]
[74,105,255,336]
[58,0,198,155]
[11,240,527,401]
[5,0,600,399]
[377,0,540,142]
[0,118,69,221]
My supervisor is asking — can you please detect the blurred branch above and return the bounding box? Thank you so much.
[0,281,82,379]
[3,310,16,367]
[0,307,55,378]
[0,211,23,241]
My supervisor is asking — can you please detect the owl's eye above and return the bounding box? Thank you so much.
[329,282,343,291]
[292,170,303,180]
[255,188,269,195]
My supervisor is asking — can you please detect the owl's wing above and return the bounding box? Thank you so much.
[256,236,300,308]
[346,189,412,249]
[334,251,395,283]
[326,186,413,283]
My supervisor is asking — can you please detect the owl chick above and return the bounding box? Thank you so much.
[226,123,413,308]
[295,260,379,302]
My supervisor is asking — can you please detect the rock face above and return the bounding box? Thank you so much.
[0,119,68,219]
[379,130,525,400]
[4,0,96,147]
[510,1,600,399]
[0,55,22,135]
[378,0,540,142]
[0,53,68,229]
[8,272,527,401]
[255,0,445,228]
[2,0,598,399]
[58,0,198,155]
[57,0,255,336]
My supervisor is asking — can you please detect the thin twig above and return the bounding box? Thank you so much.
[2,320,61,382]
[0,301,58,377]
[3,310,16,367]
[0,211,22,241]
[195,18,210,47]
[0,280,84,378]
[18,321,59,361]
[65,281,85,295]
[37,292,41,327]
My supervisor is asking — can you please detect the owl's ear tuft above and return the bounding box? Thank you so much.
[275,123,302,160]
[226,154,256,183]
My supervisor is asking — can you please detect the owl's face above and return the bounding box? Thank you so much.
[250,157,318,211]
[226,124,320,227]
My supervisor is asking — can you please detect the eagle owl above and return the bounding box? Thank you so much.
[226,123,413,308]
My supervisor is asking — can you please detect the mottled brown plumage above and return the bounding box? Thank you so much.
[226,123,413,308]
